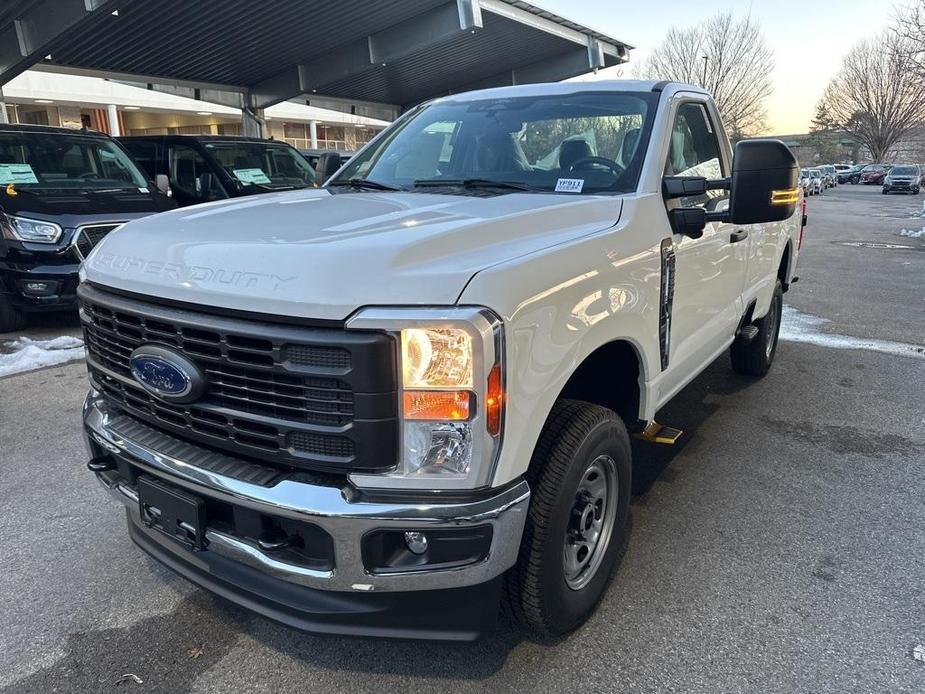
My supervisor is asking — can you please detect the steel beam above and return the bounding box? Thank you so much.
[251,0,482,109]
[0,0,120,86]
[443,45,610,101]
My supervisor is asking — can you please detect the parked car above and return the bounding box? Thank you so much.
[0,124,175,332]
[835,164,860,184]
[818,164,837,188]
[882,165,921,194]
[808,168,825,195]
[82,80,803,640]
[120,135,317,207]
[799,168,813,196]
[859,164,890,185]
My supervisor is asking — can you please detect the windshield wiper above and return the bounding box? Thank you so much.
[84,187,138,194]
[413,178,536,192]
[329,177,405,192]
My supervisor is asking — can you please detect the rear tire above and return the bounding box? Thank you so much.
[0,295,26,333]
[506,400,631,637]
[731,279,783,378]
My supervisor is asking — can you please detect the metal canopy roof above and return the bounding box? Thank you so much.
[0,0,630,111]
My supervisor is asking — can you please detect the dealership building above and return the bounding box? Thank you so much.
[1,69,390,151]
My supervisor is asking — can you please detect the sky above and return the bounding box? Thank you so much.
[532,0,908,135]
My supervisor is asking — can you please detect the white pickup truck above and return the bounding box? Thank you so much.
[80,80,803,640]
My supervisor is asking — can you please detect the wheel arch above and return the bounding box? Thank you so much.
[555,338,647,429]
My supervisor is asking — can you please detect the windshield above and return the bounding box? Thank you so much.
[0,131,149,192]
[333,91,658,195]
[863,165,887,172]
[203,142,316,189]
[891,166,917,176]
[811,171,820,177]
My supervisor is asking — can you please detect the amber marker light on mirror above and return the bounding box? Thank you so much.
[770,188,800,205]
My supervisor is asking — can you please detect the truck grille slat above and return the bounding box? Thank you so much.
[79,285,397,474]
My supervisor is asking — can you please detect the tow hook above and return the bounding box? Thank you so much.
[87,457,116,472]
[257,535,300,552]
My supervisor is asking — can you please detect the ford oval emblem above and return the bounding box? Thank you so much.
[129,345,205,403]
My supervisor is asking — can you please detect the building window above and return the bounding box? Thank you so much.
[355,128,381,146]
[283,122,308,140]
[317,124,346,150]
[19,108,50,126]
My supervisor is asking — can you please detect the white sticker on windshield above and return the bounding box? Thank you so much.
[232,168,271,185]
[0,163,39,184]
[555,178,584,193]
[138,187,149,194]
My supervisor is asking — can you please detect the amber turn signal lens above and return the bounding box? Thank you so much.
[485,363,503,437]
[403,390,471,421]
[770,187,800,205]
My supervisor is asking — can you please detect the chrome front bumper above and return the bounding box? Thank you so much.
[83,391,530,594]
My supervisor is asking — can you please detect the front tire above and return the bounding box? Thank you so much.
[507,400,631,637]
[0,295,26,333]
[731,279,783,377]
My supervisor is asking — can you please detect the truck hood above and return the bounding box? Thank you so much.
[83,188,622,321]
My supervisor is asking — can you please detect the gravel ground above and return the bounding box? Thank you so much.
[0,184,923,694]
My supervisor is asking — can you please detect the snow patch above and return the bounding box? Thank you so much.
[0,335,85,377]
[780,306,925,360]
[899,227,925,239]
[913,644,925,663]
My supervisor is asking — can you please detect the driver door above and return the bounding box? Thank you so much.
[659,99,748,395]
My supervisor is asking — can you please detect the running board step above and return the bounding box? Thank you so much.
[633,422,683,445]
[736,324,760,344]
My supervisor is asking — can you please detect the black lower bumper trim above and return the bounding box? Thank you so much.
[126,511,502,641]
[0,261,79,311]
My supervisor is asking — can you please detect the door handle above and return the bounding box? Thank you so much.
[730,229,749,243]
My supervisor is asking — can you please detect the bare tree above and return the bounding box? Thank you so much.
[893,0,925,79]
[634,12,774,137]
[815,32,925,162]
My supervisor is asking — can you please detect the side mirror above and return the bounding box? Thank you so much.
[728,139,799,224]
[154,174,171,196]
[663,176,708,198]
[316,152,343,183]
[668,208,706,239]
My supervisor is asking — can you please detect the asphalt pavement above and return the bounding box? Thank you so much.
[1,184,923,693]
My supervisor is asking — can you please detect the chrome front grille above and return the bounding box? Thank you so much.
[78,284,398,473]
[74,223,124,260]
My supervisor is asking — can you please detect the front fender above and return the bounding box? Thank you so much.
[460,197,664,487]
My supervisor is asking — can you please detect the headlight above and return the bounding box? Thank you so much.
[884,177,892,184]
[346,307,504,490]
[1,215,62,243]
[401,327,473,388]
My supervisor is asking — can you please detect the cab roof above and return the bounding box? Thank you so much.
[0,123,111,138]
[436,79,709,103]
[119,134,293,145]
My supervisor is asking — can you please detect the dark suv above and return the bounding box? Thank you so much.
[120,135,317,207]
[0,124,175,332]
